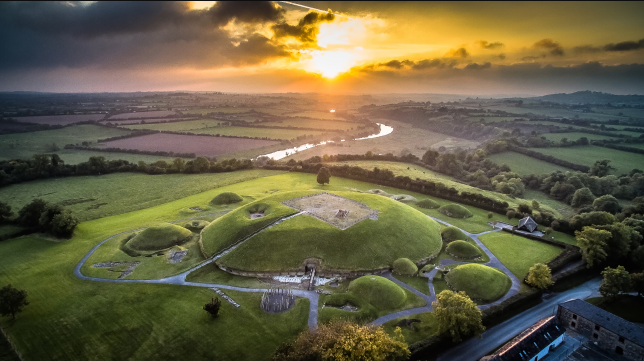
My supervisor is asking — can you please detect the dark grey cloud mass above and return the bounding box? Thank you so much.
[574,38,644,54]
[272,11,335,43]
[533,39,564,56]
[0,1,291,70]
[476,40,504,49]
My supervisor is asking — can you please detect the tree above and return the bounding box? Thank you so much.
[506,210,516,220]
[50,210,79,238]
[272,320,409,361]
[570,188,595,208]
[172,157,185,172]
[0,201,12,223]
[631,273,644,297]
[422,149,440,166]
[544,227,553,236]
[203,298,221,317]
[0,284,29,320]
[17,198,48,227]
[432,290,485,342]
[487,212,493,219]
[527,263,553,289]
[593,195,621,214]
[317,167,330,185]
[590,160,615,177]
[599,266,631,299]
[575,226,612,268]
[193,157,210,173]
[532,200,540,210]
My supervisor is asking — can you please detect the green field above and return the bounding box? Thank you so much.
[0,124,143,163]
[214,191,443,271]
[527,145,644,175]
[0,190,311,360]
[541,132,621,142]
[478,232,563,282]
[488,152,573,175]
[260,118,363,131]
[320,160,563,220]
[0,170,285,222]
[383,312,439,345]
[523,190,576,219]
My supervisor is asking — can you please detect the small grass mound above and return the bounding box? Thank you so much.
[184,220,210,232]
[393,258,418,276]
[416,199,440,209]
[211,192,243,205]
[438,203,473,218]
[348,275,407,310]
[446,240,482,259]
[441,226,468,243]
[126,223,193,252]
[390,194,418,203]
[445,264,511,303]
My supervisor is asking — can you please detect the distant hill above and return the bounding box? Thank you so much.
[532,91,644,105]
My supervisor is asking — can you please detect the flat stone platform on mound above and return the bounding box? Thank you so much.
[281,192,378,230]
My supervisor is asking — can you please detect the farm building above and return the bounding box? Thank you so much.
[557,299,644,360]
[479,316,565,361]
[517,216,538,233]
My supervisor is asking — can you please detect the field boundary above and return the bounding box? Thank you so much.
[0,325,25,361]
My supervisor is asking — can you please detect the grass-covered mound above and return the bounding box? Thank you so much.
[416,199,440,209]
[348,275,407,310]
[211,192,243,205]
[445,264,511,303]
[441,226,469,243]
[201,198,298,256]
[446,241,482,259]
[393,258,418,276]
[213,191,442,272]
[438,203,473,218]
[184,220,210,232]
[126,223,193,251]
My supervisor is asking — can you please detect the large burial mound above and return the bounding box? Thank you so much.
[445,264,511,303]
[126,223,192,251]
[201,191,442,272]
[438,203,473,218]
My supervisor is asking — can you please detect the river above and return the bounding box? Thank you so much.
[258,123,393,160]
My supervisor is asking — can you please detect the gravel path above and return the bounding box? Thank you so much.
[75,212,525,331]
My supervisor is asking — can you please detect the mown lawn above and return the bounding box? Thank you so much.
[0,170,284,222]
[393,274,431,295]
[0,215,309,361]
[527,145,644,175]
[383,312,439,345]
[478,232,563,281]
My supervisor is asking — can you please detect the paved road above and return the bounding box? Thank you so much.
[436,277,602,361]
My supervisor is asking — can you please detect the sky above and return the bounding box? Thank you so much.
[0,1,643,95]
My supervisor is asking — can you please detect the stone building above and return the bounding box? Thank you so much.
[557,299,644,360]
[480,316,565,361]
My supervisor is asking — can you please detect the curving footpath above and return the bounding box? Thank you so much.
[75,213,520,331]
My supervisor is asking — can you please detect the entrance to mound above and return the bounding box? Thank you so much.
[281,192,379,230]
[247,203,270,219]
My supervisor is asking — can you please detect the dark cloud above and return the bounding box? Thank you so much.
[521,55,545,62]
[573,45,602,54]
[465,62,491,70]
[604,38,644,52]
[476,40,504,49]
[353,58,457,72]
[534,38,564,56]
[271,11,335,43]
[445,48,469,58]
[0,1,294,71]
[497,53,506,60]
[207,1,285,26]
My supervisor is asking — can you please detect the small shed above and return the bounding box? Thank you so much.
[518,216,538,233]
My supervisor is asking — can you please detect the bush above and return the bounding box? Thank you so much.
[393,258,418,276]
[417,199,440,209]
[348,275,407,310]
[446,241,482,259]
[438,204,473,218]
[441,226,469,243]
[211,192,243,205]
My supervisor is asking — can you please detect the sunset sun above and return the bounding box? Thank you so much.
[307,50,357,78]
